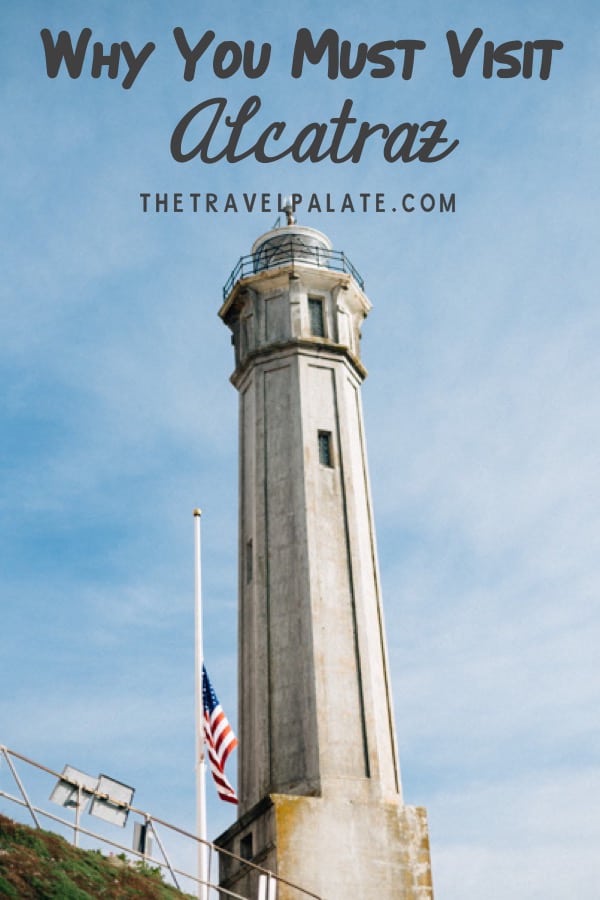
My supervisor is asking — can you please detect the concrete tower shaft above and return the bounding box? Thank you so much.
[220,225,400,809]
[217,224,433,900]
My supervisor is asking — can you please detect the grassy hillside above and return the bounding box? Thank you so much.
[0,813,194,899]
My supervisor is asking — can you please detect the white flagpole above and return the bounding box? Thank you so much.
[194,508,209,900]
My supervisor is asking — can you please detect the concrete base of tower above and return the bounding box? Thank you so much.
[216,790,433,899]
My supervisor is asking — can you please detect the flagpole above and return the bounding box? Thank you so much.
[194,508,208,900]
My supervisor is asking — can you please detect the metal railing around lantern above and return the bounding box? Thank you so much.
[223,239,364,300]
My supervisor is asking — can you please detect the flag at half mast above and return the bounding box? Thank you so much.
[202,665,238,804]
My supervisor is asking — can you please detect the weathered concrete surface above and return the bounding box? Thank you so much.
[217,788,433,900]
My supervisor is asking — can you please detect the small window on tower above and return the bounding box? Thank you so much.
[308,298,325,337]
[318,431,333,467]
[240,832,253,860]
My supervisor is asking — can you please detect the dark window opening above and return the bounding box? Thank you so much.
[318,431,333,467]
[308,298,325,337]
[240,833,253,860]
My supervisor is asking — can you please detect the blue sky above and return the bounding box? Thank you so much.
[1,1,599,897]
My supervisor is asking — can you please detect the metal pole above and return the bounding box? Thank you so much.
[74,785,82,847]
[146,818,181,891]
[194,508,209,900]
[1,747,41,829]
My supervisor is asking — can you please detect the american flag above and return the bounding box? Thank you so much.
[202,665,238,804]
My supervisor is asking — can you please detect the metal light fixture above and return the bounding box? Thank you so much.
[89,774,135,828]
[49,765,98,812]
[50,767,134,828]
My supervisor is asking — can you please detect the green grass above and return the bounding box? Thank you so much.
[0,814,194,899]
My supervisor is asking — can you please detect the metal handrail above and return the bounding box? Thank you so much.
[0,743,322,900]
[223,241,364,299]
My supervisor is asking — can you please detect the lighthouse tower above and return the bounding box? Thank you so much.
[216,214,433,899]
